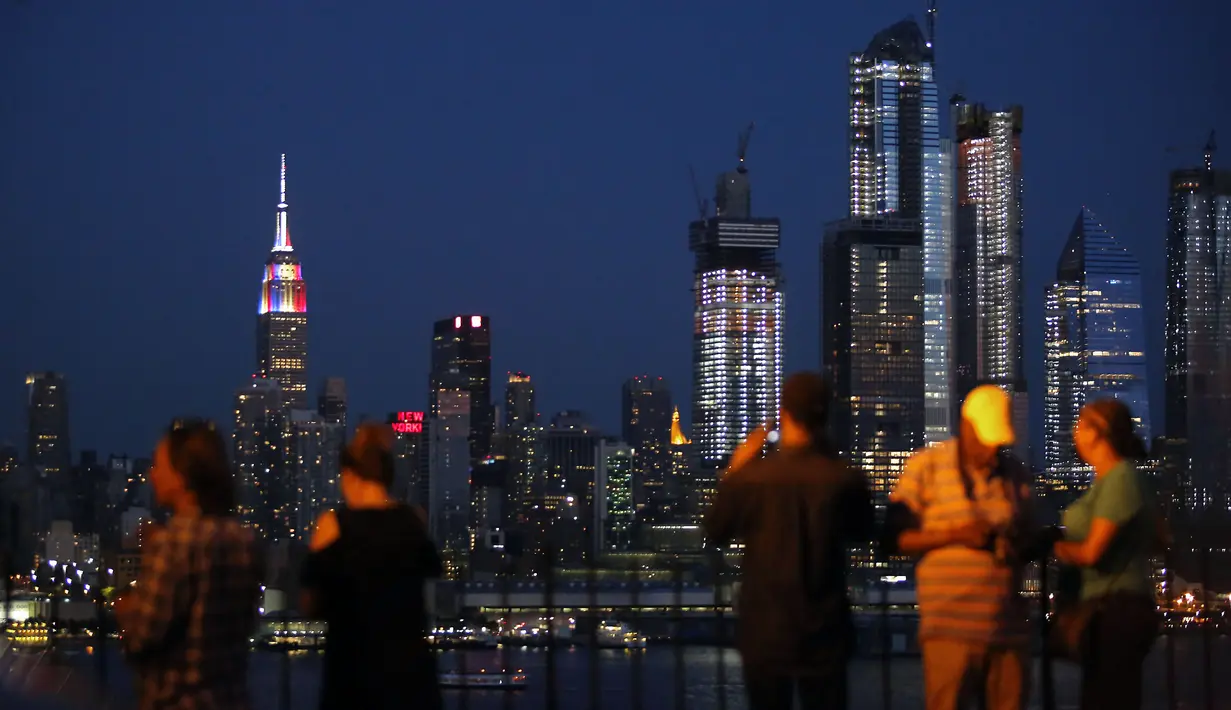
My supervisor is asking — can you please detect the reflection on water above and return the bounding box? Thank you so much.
[3,639,1230,709]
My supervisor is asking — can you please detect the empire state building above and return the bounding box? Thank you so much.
[257,154,308,409]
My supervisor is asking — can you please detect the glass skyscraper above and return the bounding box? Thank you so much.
[430,315,493,467]
[952,102,1028,462]
[690,146,782,469]
[256,154,308,410]
[1164,144,1231,509]
[848,18,949,443]
[1044,208,1150,491]
[823,218,925,509]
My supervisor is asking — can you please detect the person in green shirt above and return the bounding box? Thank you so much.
[1053,398,1162,710]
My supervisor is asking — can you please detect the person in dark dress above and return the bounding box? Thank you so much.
[300,423,444,710]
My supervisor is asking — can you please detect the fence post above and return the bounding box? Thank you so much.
[458,567,470,710]
[93,554,108,707]
[629,564,643,710]
[1164,524,1176,710]
[1199,524,1213,710]
[672,557,686,710]
[543,541,558,710]
[587,551,601,710]
[500,555,514,710]
[279,570,290,710]
[1037,560,1054,710]
[880,573,891,710]
[711,546,727,710]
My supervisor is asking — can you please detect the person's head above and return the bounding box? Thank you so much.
[1073,398,1147,466]
[152,419,236,516]
[959,385,1016,466]
[339,422,395,502]
[779,372,833,449]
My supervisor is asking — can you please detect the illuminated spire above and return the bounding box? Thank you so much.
[670,407,691,446]
[272,153,292,252]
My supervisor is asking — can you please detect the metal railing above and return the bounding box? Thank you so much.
[2,525,1228,710]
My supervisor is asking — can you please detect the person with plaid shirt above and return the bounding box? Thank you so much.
[115,420,263,710]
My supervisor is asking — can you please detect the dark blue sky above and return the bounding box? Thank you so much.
[0,0,1224,460]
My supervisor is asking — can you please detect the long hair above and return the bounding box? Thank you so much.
[164,418,237,516]
[340,422,395,489]
[1081,398,1149,461]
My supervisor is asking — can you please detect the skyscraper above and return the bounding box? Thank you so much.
[430,316,493,466]
[595,439,635,554]
[1044,208,1150,492]
[25,372,71,479]
[429,388,472,575]
[620,376,673,517]
[823,218,925,507]
[690,127,783,469]
[317,377,347,427]
[287,409,344,542]
[257,155,308,410]
[952,102,1028,461]
[504,372,536,430]
[1164,136,1231,508]
[848,17,950,443]
[233,378,287,539]
[389,410,429,507]
[544,411,600,564]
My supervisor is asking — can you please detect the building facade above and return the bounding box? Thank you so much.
[1043,208,1150,493]
[822,218,925,510]
[430,316,493,467]
[1164,143,1231,509]
[620,376,674,518]
[26,372,71,479]
[233,378,287,540]
[952,103,1028,461]
[689,145,782,469]
[595,439,635,555]
[849,18,950,443]
[256,155,308,410]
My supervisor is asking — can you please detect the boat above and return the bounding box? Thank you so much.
[595,621,647,649]
[438,670,527,689]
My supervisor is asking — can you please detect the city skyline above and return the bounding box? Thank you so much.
[0,1,1221,460]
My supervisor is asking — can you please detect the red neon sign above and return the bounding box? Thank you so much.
[391,411,424,434]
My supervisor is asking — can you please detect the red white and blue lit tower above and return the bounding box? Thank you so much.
[257,154,308,409]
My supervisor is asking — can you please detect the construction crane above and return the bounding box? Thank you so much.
[1165,130,1217,171]
[736,122,755,174]
[688,164,709,221]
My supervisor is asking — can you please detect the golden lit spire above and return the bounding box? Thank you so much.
[670,407,691,446]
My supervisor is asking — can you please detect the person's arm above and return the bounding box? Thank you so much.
[114,529,191,657]
[725,425,769,475]
[1054,466,1142,567]
[887,452,988,556]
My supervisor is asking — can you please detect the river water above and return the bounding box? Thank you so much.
[5,639,1230,709]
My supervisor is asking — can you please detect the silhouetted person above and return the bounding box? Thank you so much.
[114,419,262,710]
[1053,398,1161,710]
[704,373,873,710]
[886,385,1037,710]
[301,423,444,710]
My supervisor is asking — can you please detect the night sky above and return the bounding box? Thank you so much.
[0,0,1224,461]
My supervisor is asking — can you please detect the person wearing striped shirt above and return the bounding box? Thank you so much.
[886,385,1038,710]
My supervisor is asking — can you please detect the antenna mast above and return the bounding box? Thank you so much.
[737,122,755,174]
[926,0,937,49]
[1204,130,1217,173]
